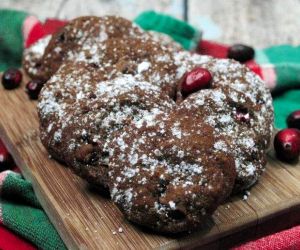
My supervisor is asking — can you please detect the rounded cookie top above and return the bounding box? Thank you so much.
[175,51,273,191]
[148,31,182,52]
[23,16,183,84]
[98,37,179,97]
[108,108,236,233]
[28,16,148,81]
[38,61,175,186]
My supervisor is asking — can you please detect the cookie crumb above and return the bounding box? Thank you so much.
[225,205,230,209]
[243,190,251,201]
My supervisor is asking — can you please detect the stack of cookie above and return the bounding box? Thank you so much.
[23,16,273,233]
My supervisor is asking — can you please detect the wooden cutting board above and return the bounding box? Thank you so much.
[0,74,300,250]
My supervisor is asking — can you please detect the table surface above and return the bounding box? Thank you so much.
[1,0,300,48]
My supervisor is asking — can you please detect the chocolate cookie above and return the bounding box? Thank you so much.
[23,16,146,81]
[23,16,183,85]
[38,61,175,187]
[108,109,236,233]
[174,51,273,191]
[34,16,273,233]
[106,54,273,231]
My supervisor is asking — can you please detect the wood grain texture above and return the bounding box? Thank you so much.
[0,0,184,20]
[189,0,300,47]
[0,73,300,249]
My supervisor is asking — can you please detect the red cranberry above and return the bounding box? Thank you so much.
[0,140,14,171]
[181,67,212,96]
[25,80,44,100]
[1,68,22,89]
[287,110,300,130]
[274,129,300,162]
[228,44,255,63]
[236,107,250,123]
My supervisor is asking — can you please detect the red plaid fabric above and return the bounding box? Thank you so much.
[233,225,300,250]
[0,224,36,250]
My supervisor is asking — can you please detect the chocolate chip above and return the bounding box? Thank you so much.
[85,54,92,60]
[228,44,255,63]
[116,57,136,74]
[89,63,99,69]
[54,90,62,99]
[236,106,248,114]
[75,144,94,162]
[88,93,97,99]
[157,179,169,196]
[168,209,186,220]
[257,99,265,105]
[89,152,99,165]
[35,62,42,68]
[57,32,65,43]
[81,132,89,141]
[81,106,90,114]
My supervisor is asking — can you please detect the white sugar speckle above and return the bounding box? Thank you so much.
[137,61,151,73]
[169,201,176,209]
[177,150,184,158]
[171,126,182,139]
[53,129,62,142]
[214,140,227,152]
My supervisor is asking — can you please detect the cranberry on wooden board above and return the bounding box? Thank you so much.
[228,44,255,63]
[181,67,212,96]
[25,80,45,100]
[274,128,300,162]
[0,140,14,171]
[1,68,22,90]
[287,110,300,129]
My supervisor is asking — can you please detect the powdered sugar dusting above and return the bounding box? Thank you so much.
[34,15,273,232]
